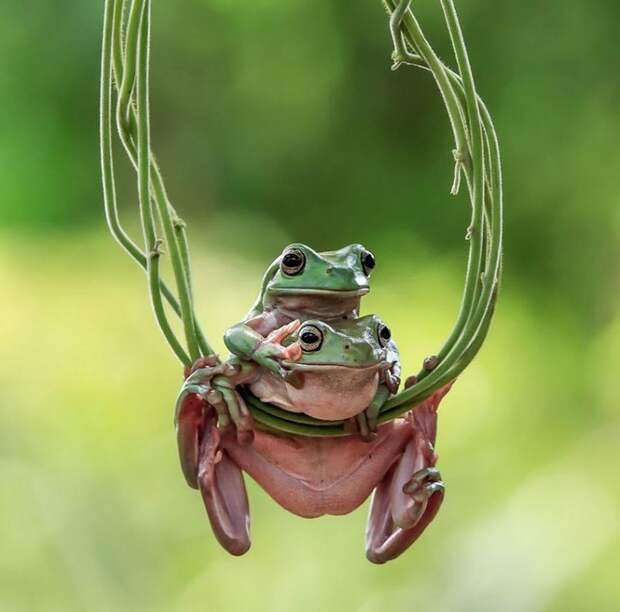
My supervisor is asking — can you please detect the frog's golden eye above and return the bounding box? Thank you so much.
[361,249,376,276]
[299,325,323,352]
[281,248,306,276]
[377,324,391,347]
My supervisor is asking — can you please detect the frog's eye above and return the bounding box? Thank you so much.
[298,325,323,352]
[281,248,306,276]
[361,249,376,276]
[377,324,392,347]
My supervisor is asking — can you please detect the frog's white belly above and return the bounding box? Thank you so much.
[249,366,380,421]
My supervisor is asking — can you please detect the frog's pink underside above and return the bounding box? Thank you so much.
[184,386,451,563]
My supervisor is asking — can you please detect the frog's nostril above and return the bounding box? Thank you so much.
[326,266,334,274]
[344,344,351,350]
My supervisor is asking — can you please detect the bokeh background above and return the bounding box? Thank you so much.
[1,1,619,611]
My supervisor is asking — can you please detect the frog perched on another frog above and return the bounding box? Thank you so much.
[176,315,449,564]
[224,243,378,377]
[189,243,398,439]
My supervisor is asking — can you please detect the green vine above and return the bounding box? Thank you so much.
[99,0,503,436]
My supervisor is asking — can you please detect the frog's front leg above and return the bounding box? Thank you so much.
[224,317,302,377]
[365,384,452,564]
[355,360,401,437]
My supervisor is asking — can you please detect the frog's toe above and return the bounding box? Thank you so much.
[206,388,233,432]
[353,412,376,442]
[255,354,287,378]
[402,468,444,498]
[415,481,445,502]
[212,377,255,446]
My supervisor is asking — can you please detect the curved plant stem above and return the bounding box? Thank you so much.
[135,0,191,365]
[103,0,204,354]
[383,0,484,381]
[101,0,144,268]
[138,1,200,362]
[102,0,190,364]
[113,0,214,358]
[370,0,502,417]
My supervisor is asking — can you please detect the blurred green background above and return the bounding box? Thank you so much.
[1,1,619,611]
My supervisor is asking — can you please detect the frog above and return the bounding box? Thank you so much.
[183,243,393,440]
[248,315,400,423]
[175,316,451,564]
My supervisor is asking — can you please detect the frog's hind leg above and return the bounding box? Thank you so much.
[176,393,207,489]
[365,385,452,564]
[197,416,251,556]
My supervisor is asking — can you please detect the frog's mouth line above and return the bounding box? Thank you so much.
[269,288,369,297]
[281,361,387,372]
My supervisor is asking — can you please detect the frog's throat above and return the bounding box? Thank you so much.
[266,290,366,319]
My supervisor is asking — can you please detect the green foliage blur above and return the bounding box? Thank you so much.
[1,1,619,611]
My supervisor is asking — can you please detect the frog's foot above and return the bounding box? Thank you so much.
[207,374,255,446]
[403,467,445,516]
[178,363,257,446]
[343,412,376,442]
[345,382,393,441]
[183,354,219,380]
[198,416,251,556]
[365,441,445,564]
[250,320,303,377]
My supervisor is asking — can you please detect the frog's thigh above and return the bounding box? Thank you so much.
[222,422,413,519]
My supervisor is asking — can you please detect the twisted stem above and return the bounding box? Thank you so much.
[100,0,502,435]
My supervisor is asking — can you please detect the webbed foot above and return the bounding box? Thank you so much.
[400,467,445,524]
[178,361,256,446]
[403,467,444,499]
[176,356,262,487]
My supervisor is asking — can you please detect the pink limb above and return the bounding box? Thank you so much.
[365,384,452,564]
[197,414,251,556]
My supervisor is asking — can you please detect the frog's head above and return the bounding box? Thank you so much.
[263,243,376,318]
[285,315,397,371]
[266,243,375,297]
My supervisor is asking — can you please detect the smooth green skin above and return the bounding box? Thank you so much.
[283,315,397,370]
[224,243,372,376]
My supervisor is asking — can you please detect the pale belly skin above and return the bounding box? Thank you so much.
[179,385,451,564]
[249,366,384,420]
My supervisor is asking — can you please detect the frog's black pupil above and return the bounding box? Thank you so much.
[301,331,319,344]
[283,253,302,267]
[380,326,391,341]
[363,252,375,271]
